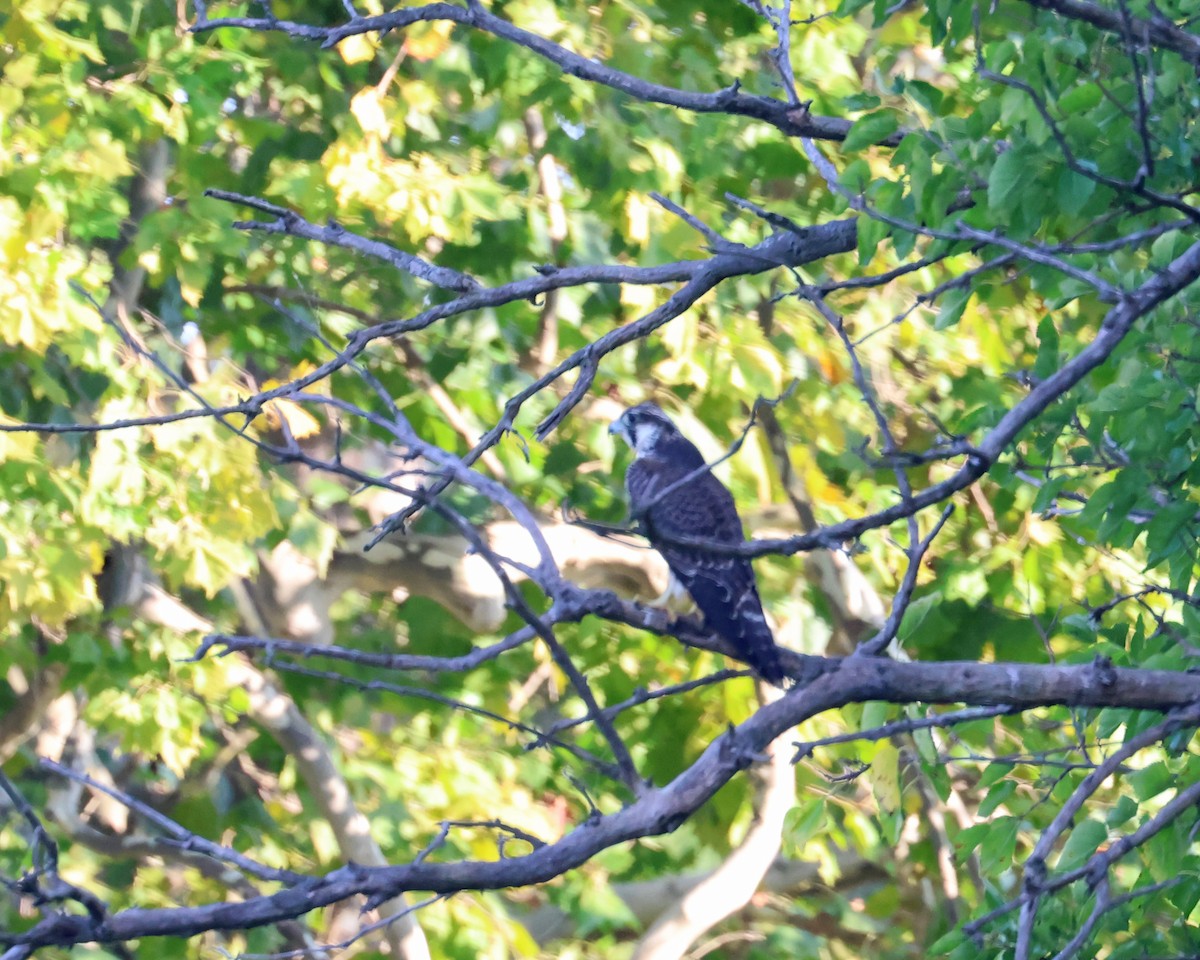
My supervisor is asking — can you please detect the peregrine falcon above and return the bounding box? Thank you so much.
[609,403,786,685]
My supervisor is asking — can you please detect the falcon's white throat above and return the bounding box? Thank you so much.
[629,420,664,457]
[612,413,665,458]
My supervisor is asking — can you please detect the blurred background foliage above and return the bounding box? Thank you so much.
[1,0,1199,956]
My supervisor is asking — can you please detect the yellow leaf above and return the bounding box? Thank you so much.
[350,88,390,138]
[76,130,131,175]
[2,54,39,88]
[0,85,22,115]
[1026,515,1061,546]
[45,111,71,138]
[263,398,322,439]
[337,32,377,65]
[620,283,658,315]
[802,465,849,509]
[815,343,845,384]
[29,19,104,63]
[730,342,783,397]
[404,21,454,61]
[624,192,650,246]
[641,140,684,192]
[871,740,902,816]
[0,415,37,460]
[325,139,384,207]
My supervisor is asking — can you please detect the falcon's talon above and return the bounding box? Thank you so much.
[644,572,694,613]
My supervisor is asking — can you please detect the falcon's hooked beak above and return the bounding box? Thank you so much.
[608,411,630,445]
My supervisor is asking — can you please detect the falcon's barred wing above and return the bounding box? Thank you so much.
[627,455,785,684]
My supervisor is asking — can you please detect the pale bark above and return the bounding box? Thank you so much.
[517,851,883,942]
[0,663,67,764]
[631,685,795,960]
[249,518,671,642]
[134,577,432,960]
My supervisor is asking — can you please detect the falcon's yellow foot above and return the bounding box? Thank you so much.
[645,573,695,614]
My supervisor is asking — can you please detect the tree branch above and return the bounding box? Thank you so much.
[631,686,794,960]
[7,653,1200,950]
[1019,0,1200,67]
[190,5,900,146]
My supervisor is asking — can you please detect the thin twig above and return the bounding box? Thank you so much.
[39,761,306,885]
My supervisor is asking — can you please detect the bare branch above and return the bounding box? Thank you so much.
[207,189,482,291]
[192,626,540,674]
[792,704,1015,762]
[234,895,446,960]
[190,5,899,146]
[1018,0,1200,67]
[632,686,794,960]
[0,771,109,924]
[38,761,305,885]
[852,504,955,658]
[257,658,623,781]
[694,235,1200,560]
[546,670,748,736]
[8,657,1200,951]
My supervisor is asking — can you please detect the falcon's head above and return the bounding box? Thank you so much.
[609,402,679,457]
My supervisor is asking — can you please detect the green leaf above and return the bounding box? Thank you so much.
[837,0,874,14]
[843,111,900,152]
[786,799,828,848]
[1056,167,1096,216]
[935,287,971,330]
[987,148,1029,213]
[857,214,889,266]
[1106,794,1138,828]
[979,762,1015,789]
[1033,315,1060,380]
[978,817,1019,872]
[1056,818,1107,871]
[929,929,967,954]
[899,592,940,641]
[1058,83,1103,114]
[977,780,1016,818]
[1129,764,1172,802]
[862,700,890,731]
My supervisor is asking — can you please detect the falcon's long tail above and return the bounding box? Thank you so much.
[701,587,787,686]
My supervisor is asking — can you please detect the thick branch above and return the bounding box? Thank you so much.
[124,575,432,960]
[192,6,899,145]
[8,652,1200,950]
[707,235,1200,559]
[632,686,795,960]
[1019,0,1200,67]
